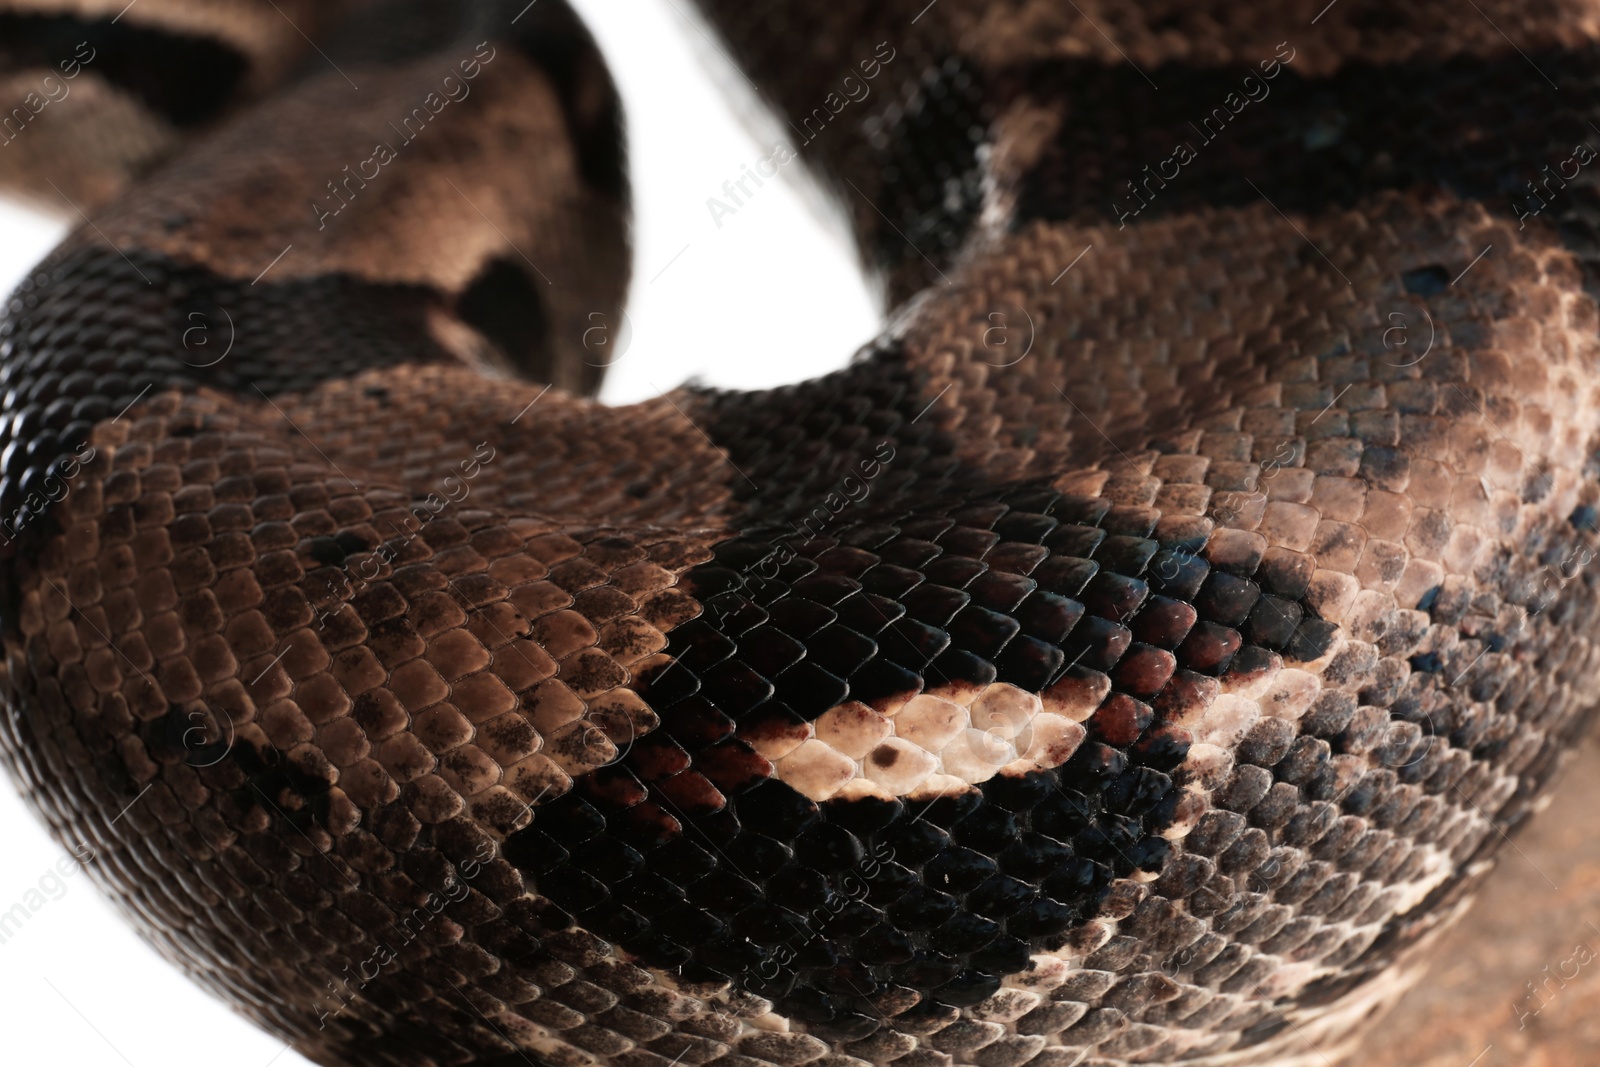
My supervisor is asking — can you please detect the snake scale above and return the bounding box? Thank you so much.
[2,1,1599,1064]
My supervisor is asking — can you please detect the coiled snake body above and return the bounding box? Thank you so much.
[2,2,1599,1065]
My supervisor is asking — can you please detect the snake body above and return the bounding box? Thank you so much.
[3,2,1599,1065]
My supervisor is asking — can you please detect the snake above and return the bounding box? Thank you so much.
[2,1,1598,1064]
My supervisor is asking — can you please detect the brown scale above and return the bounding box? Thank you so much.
[3,0,1600,1066]
[274,367,735,529]
[0,0,362,210]
[4,380,747,1066]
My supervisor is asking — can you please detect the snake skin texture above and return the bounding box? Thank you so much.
[3,1,1600,1065]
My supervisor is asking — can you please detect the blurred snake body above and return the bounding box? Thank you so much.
[2,2,1600,1065]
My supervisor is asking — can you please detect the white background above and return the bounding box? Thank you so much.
[0,2,874,1064]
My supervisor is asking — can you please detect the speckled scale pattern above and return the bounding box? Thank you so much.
[0,243,730,552]
[687,349,968,519]
[0,249,460,536]
[948,220,1600,1065]
[0,376,750,1066]
[265,364,737,530]
[519,485,1200,1033]
[4,1,1600,1066]
[867,185,1600,1059]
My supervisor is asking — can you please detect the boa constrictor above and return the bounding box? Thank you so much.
[2,1,1599,1065]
